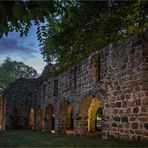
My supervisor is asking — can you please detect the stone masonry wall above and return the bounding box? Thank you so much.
[2,78,43,129]
[2,30,148,141]
[39,30,148,140]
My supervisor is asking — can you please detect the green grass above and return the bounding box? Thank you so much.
[0,130,148,147]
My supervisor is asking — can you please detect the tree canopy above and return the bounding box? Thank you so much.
[0,0,147,79]
[41,0,148,78]
[0,57,37,96]
[0,0,67,43]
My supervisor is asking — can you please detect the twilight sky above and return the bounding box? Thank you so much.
[0,24,46,74]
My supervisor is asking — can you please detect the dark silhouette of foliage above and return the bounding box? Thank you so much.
[41,0,148,78]
[0,57,37,96]
[0,1,147,78]
[0,0,68,44]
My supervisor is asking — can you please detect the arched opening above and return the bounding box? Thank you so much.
[59,100,74,135]
[28,108,34,129]
[79,97,102,135]
[45,103,54,133]
[36,107,43,131]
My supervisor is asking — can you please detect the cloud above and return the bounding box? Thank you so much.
[0,24,46,73]
[0,38,37,57]
[0,38,17,48]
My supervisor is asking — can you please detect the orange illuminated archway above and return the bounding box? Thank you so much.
[28,108,35,129]
[79,97,102,133]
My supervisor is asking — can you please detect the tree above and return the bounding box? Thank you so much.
[41,0,148,78]
[0,57,37,96]
[0,1,147,78]
[0,0,70,44]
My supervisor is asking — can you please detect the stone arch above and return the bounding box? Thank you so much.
[45,103,54,132]
[28,108,35,129]
[57,100,74,134]
[36,106,43,130]
[77,96,102,135]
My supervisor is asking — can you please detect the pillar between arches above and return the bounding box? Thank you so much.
[74,113,88,136]
[34,111,36,130]
[42,109,47,132]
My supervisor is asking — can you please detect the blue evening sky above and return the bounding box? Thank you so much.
[0,24,46,74]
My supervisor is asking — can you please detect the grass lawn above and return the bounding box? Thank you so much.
[0,130,148,147]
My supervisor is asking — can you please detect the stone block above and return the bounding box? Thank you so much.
[130,130,134,134]
[113,117,120,122]
[122,101,127,108]
[130,116,136,121]
[141,105,148,112]
[116,102,121,108]
[119,109,123,114]
[143,132,148,136]
[133,107,139,113]
[135,130,142,134]
[132,122,139,129]
[126,108,131,114]
[144,123,148,130]
[126,95,131,100]
[121,95,125,100]
[142,98,148,105]
[135,99,141,106]
[121,116,128,122]
[127,101,134,107]
[112,123,117,127]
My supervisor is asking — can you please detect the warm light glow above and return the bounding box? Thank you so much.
[66,130,74,135]
[0,125,1,130]
[51,130,55,133]
[29,108,35,129]
[67,104,73,129]
[88,97,100,132]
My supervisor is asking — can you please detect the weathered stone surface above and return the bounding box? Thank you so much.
[143,132,148,136]
[141,106,148,112]
[130,130,134,134]
[135,99,141,106]
[135,130,142,134]
[112,123,117,127]
[113,117,120,122]
[116,102,121,108]
[122,101,127,108]
[121,116,128,122]
[144,123,148,130]
[132,122,139,129]
[126,108,132,114]
[130,116,136,121]
[133,107,139,113]
[142,98,148,105]
[1,30,148,141]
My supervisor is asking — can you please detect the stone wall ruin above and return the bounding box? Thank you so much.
[1,30,148,141]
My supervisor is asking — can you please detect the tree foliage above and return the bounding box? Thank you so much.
[0,1,147,78]
[0,57,37,96]
[41,0,148,78]
[0,0,67,44]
